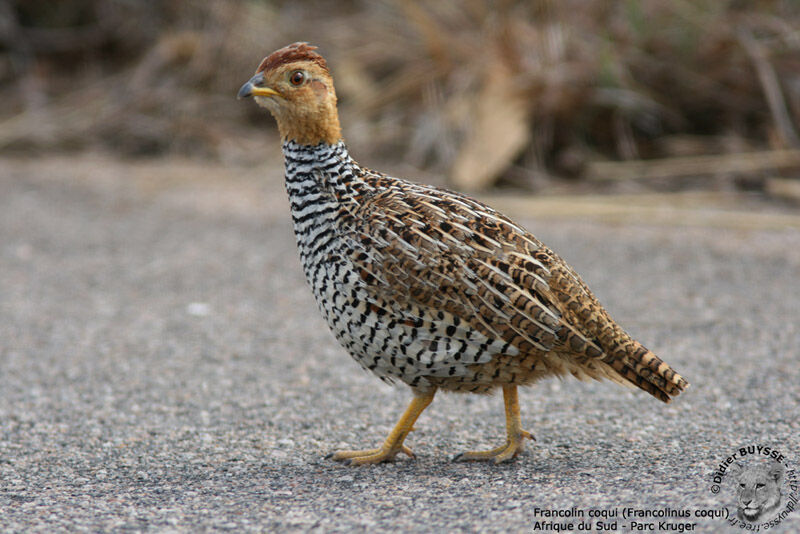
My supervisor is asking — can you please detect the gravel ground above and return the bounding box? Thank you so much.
[1,154,799,533]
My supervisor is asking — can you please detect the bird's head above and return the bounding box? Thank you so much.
[238,42,341,146]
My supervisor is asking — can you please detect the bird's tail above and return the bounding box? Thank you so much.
[605,336,689,403]
[547,260,688,402]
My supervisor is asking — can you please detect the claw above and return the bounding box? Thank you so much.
[328,444,414,465]
[453,434,529,463]
[453,386,533,464]
[326,391,435,466]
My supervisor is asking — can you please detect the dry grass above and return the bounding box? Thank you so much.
[1,0,799,195]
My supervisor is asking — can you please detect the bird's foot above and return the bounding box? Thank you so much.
[326,390,436,466]
[326,444,414,466]
[452,430,533,464]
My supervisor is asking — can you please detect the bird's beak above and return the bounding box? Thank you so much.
[237,72,280,100]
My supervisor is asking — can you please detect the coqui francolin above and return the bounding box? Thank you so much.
[238,42,689,465]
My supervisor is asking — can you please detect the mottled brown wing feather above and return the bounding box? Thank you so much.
[348,183,561,347]
[340,174,687,401]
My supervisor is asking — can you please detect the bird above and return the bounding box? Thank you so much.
[238,42,689,465]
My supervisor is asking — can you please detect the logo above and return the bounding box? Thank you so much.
[710,445,798,529]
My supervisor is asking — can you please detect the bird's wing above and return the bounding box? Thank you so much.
[337,178,606,367]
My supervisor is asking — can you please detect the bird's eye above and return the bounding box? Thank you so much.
[290,70,306,86]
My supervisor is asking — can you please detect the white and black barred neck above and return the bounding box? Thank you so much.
[282,140,351,180]
[281,140,379,202]
[280,140,376,264]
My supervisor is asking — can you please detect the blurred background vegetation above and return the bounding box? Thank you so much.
[1,0,799,197]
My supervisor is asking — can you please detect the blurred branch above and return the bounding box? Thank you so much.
[737,26,800,148]
[482,192,800,230]
[766,177,800,204]
[588,149,800,181]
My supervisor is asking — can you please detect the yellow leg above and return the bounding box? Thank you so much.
[453,385,533,463]
[328,389,436,465]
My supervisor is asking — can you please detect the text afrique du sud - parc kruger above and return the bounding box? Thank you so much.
[531,507,713,532]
